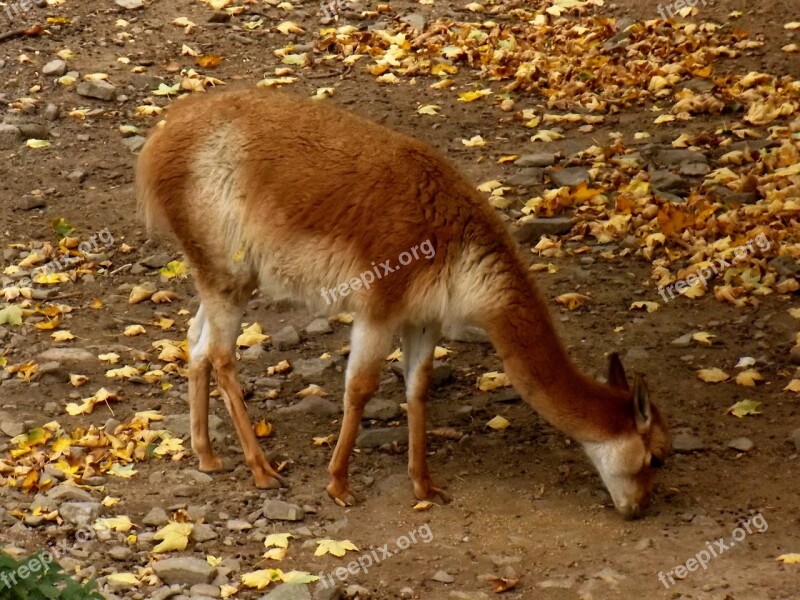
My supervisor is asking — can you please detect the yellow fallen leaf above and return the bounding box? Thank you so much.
[254,419,273,438]
[153,521,193,553]
[151,290,180,304]
[276,20,304,34]
[98,352,120,364]
[530,129,564,142]
[313,434,337,446]
[417,104,440,115]
[265,533,294,549]
[697,368,729,383]
[263,547,287,561]
[776,553,800,564]
[458,88,492,102]
[220,584,238,598]
[726,399,762,418]
[93,515,134,532]
[26,139,50,149]
[51,330,76,341]
[735,369,764,387]
[102,496,121,507]
[461,135,486,148]
[297,384,326,397]
[692,332,715,346]
[106,573,139,587]
[160,260,188,279]
[35,316,60,330]
[314,539,359,557]
[281,571,318,584]
[486,415,510,431]
[124,324,146,337]
[207,555,223,567]
[433,346,450,359]
[784,380,800,393]
[128,285,155,304]
[237,323,269,348]
[241,569,283,590]
[69,374,88,387]
[413,500,434,511]
[106,365,139,379]
[555,293,590,310]
[630,301,659,313]
[477,371,510,391]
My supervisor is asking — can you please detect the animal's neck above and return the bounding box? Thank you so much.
[478,264,630,442]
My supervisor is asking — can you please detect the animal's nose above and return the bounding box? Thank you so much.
[619,502,643,520]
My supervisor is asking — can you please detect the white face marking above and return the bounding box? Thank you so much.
[582,437,649,519]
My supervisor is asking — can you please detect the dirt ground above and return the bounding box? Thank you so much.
[1,0,799,599]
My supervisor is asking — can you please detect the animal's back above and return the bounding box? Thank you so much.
[137,88,515,323]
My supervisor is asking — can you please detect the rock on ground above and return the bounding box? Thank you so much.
[152,557,217,585]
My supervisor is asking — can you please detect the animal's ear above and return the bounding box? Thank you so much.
[632,373,652,433]
[608,352,629,391]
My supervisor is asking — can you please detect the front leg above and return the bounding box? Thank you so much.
[402,323,450,503]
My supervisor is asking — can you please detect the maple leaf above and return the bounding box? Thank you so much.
[314,539,359,557]
[153,522,193,553]
[486,415,510,431]
[264,533,294,549]
[477,371,510,391]
[236,323,269,348]
[726,399,762,418]
[697,368,729,383]
[241,569,283,590]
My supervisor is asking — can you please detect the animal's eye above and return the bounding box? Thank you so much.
[650,455,664,469]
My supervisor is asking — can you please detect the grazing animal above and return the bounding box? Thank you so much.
[136,88,670,519]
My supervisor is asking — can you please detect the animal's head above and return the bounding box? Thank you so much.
[582,353,670,519]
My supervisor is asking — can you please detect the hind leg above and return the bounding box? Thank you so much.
[195,288,284,489]
[187,304,223,472]
[402,322,449,502]
[327,318,394,505]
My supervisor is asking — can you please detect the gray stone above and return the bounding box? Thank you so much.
[357,426,408,448]
[768,256,799,278]
[241,344,265,361]
[670,333,694,347]
[448,594,490,600]
[191,522,218,542]
[0,124,22,149]
[44,103,60,121]
[43,59,67,76]
[67,169,87,183]
[261,583,312,600]
[431,361,453,387]
[623,346,649,362]
[272,325,300,350]
[191,583,221,598]
[277,396,339,416]
[728,437,754,452]
[141,253,172,268]
[109,546,133,561]
[655,149,707,166]
[142,506,170,527]
[514,153,556,168]
[18,123,48,139]
[59,501,101,526]
[313,586,343,600]
[444,325,488,343]
[163,413,224,441]
[293,358,334,380]
[791,429,800,453]
[433,571,454,583]
[672,433,705,453]
[116,0,144,7]
[15,195,46,210]
[226,519,252,531]
[506,167,543,187]
[77,80,116,101]
[263,499,304,521]
[400,12,425,31]
[0,420,24,437]
[545,166,590,187]
[511,216,573,243]
[679,161,710,176]
[363,398,402,421]
[37,347,95,363]
[122,135,146,152]
[535,577,576,589]
[46,482,95,503]
[152,557,217,586]
[714,186,758,205]
[650,170,687,193]
[305,318,332,335]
